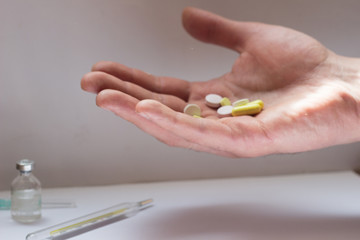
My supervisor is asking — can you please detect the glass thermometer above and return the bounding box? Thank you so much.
[26,199,153,240]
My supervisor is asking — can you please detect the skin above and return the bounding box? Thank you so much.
[81,7,360,158]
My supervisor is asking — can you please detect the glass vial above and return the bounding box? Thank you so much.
[11,159,42,223]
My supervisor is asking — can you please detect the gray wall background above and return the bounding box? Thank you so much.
[1,0,360,190]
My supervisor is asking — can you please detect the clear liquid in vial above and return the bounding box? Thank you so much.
[11,189,41,223]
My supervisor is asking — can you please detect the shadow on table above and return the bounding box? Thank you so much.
[143,202,360,240]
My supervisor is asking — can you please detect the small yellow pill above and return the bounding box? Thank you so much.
[220,97,231,106]
[249,99,264,109]
[193,115,202,118]
[232,103,262,116]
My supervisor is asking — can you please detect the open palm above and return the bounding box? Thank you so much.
[81,7,360,157]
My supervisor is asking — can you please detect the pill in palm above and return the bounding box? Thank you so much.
[232,98,249,107]
[200,94,264,118]
[232,103,262,116]
[205,94,223,108]
[217,105,233,117]
[220,97,231,106]
[184,104,201,117]
[249,99,264,109]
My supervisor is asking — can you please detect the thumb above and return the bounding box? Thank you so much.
[182,7,255,52]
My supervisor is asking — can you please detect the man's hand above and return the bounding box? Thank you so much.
[81,7,360,157]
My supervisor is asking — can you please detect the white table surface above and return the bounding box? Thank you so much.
[1,171,360,240]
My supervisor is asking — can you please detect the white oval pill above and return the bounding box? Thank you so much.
[184,104,201,117]
[232,98,249,107]
[217,105,233,117]
[205,94,223,108]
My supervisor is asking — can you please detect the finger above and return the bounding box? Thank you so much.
[136,99,238,157]
[136,99,273,157]
[182,7,257,52]
[92,61,191,101]
[137,99,234,153]
[96,89,234,157]
[82,71,187,112]
[96,89,187,146]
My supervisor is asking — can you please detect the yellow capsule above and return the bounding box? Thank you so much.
[232,103,262,116]
[220,97,231,106]
[193,115,202,118]
[249,99,264,109]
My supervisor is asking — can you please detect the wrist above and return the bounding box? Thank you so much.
[336,55,360,141]
[319,53,360,144]
[343,56,360,107]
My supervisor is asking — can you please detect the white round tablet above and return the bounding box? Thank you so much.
[217,105,233,117]
[205,94,223,108]
[183,104,201,117]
